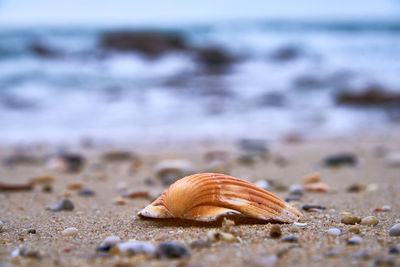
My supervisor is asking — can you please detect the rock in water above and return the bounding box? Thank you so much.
[155,242,190,258]
[51,198,74,211]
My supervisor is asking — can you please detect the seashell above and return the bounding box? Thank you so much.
[138,173,302,223]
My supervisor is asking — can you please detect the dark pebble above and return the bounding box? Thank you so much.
[270,225,282,238]
[388,246,399,254]
[285,194,302,202]
[42,185,53,193]
[281,235,298,243]
[189,240,211,249]
[302,203,326,211]
[78,188,95,196]
[51,198,74,211]
[28,229,36,234]
[96,244,112,252]
[324,153,357,167]
[156,242,190,259]
[20,249,41,259]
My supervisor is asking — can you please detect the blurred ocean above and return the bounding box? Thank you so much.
[1,20,400,144]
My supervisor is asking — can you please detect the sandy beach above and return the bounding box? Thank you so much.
[1,134,400,267]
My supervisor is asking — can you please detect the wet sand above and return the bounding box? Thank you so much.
[1,135,400,266]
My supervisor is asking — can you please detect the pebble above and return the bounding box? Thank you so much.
[102,236,121,246]
[269,225,282,238]
[51,198,74,211]
[46,153,85,173]
[96,244,112,252]
[154,159,193,185]
[301,172,321,184]
[347,236,363,245]
[61,227,79,236]
[155,242,190,259]
[302,203,326,212]
[67,182,83,190]
[304,182,329,192]
[28,229,36,234]
[0,220,4,232]
[42,184,53,193]
[354,250,370,260]
[102,151,133,162]
[18,249,41,259]
[254,180,271,190]
[388,223,400,236]
[382,205,392,211]
[327,228,342,236]
[114,197,126,205]
[289,184,304,195]
[285,194,302,202]
[117,241,155,256]
[324,153,357,167]
[360,216,379,226]
[189,240,211,249]
[388,246,399,254]
[78,188,95,196]
[207,230,236,242]
[293,222,308,227]
[385,153,400,167]
[281,235,299,243]
[348,226,361,234]
[122,190,151,199]
[347,183,366,193]
[341,215,361,225]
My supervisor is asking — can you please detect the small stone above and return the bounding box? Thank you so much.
[102,236,121,246]
[114,197,126,205]
[20,249,41,259]
[270,225,282,238]
[302,203,326,212]
[154,159,193,185]
[96,244,112,252]
[354,250,370,260]
[118,241,155,256]
[388,223,400,236]
[301,172,321,184]
[51,198,74,211]
[67,182,83,190]
[155,242,190,259]
[382,205,391,211]
[285,194,302,202]
[388,246,399,254]
[386,153,400,167]
[305,182,329,192]
[327,228,342,236]
[28,229,36,234]
[208,231,236,242]
[293,222,308,227]
[0,220,4,232]
[121,190,151,199]
[190,240,211,249]
[347,236,363,245]
[61,227,79,236]
[347,183,366,193]
[366,184,379,192]
[324,153,357,167]
[254,180,271,190]
[360,216,379,226]
[348,226,361,234]
[341,215,361,225]
[42,184,53,193]
[62,190,72,197]
[78,188,95,196]
[289,184,304,195]
[281,235,298,243]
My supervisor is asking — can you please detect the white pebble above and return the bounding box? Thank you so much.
[11,249,20,258]
[348,236,363,244]
[293,222,308,227]
[382,205,391,211]
[61,227,79,236]
[289,184,304,195]
[327,228,341,236]
[102,236,121,246]
[254,180,270,190]
[389,224,400,237]
[117,241,155,255]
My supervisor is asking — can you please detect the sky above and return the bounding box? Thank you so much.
[0,0,399,26]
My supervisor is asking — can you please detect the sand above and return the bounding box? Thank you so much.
[1,135,400,266]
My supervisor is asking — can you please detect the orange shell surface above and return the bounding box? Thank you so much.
[138,173,302,223]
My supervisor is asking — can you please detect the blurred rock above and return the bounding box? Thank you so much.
[100,31,187,57]
[336,85,400,106]
[270,45,301,62]
[29,42,61,58]
[46,153,85,173]
[154,159,194,186]
[238,138,268,160]
[257,92,286,107]
[195,46,235,73]
[323,153,357,167]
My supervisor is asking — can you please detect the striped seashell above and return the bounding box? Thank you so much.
[138,173,302,223]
